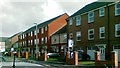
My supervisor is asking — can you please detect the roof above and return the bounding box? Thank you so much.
[0,37,8,42]
[23,13,66,34]
[9,32,22,39]
[69,2,113,18]
[52,25,67,35]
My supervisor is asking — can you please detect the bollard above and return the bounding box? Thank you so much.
[66,51,70,64]
[26,52,28,60]
[44,51,47,61]
[18,52,20,58]
[74,51,78,65]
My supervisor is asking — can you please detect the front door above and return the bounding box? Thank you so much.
[113,46,120,62]
[100,47,105,60]
[96,44,106,60]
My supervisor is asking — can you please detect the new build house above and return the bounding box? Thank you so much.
[67,1,120,61]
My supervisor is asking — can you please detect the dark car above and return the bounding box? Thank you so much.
[71,51,90,61]
[47,53,60,58]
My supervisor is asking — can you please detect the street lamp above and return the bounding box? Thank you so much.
[34,23,39,59]
[11,47,16,68]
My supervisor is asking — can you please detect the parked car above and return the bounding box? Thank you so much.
[71,51,90,61]
[47,53,60,58]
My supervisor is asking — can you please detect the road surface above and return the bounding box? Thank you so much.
[0,62,48,68]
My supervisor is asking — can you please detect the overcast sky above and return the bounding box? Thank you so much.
[0,0,98,37]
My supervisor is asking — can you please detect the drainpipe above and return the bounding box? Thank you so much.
[106,4,110,60]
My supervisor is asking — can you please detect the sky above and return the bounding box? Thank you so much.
[0,0,98,37]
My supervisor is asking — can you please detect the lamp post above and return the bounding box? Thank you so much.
[11,47,16,68]
[34,23,39,59]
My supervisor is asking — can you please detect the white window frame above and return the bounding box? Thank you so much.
[31,31,33,36]
[115,24,120,37]
[34,39,36,44]
[37,38,39,44]
[69,19,73,25]
[20,35,22,39]
[76,31,81,41]
[41,27,44,34]
[34,30,36,35]
[45,26,48,31]
[63,34,67,41]
[23,41,25,46]
[99,7,105,17]
[45,37,47,43]
[31,40,33,45]
[28,40,30,45]
[76,16,81,26]
[88,29,94,40]
[28,32,30,36]
[37,29,39,33]
[115,3,120,16]
[99,27,105,39]
[23,34,24,38]
[41,37,44,44]
[88,11,94,23]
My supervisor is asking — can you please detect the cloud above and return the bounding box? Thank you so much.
[0,0,97,37]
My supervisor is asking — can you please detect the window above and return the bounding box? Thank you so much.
[88,11,94,23]
[64,34,67,41]
[76,16,81,26]
[41,27,44,34]
[88,29,94,40]
[41,37,44,44]
[69,19,73,25]
[25,34,26,37]
[28,40,30,45]
[34,39,36,44]
[25,41,26,46]
[69,33,73,39]
[37,38,39,44]
[99,7,105,17]
[23,34,24,38]
[20,35,22,39]
[99,27,105,39]
[31,40,33,45]
[28,32,30,36]
[45,37,47,43]
[23,41,25,46]
[34,30,36,35]
[76,31,81,41]
[45,26,48,31]
[31,31,33,36]
[115,3,120,16]
[37,29,39,33]
[115,24,120,37]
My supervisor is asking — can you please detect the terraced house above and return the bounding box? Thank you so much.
[18,13,68,58]
[67,1,120,61]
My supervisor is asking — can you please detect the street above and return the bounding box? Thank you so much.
[0,62,47,68]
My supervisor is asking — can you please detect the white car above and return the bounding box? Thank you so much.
[47,53,60,58]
